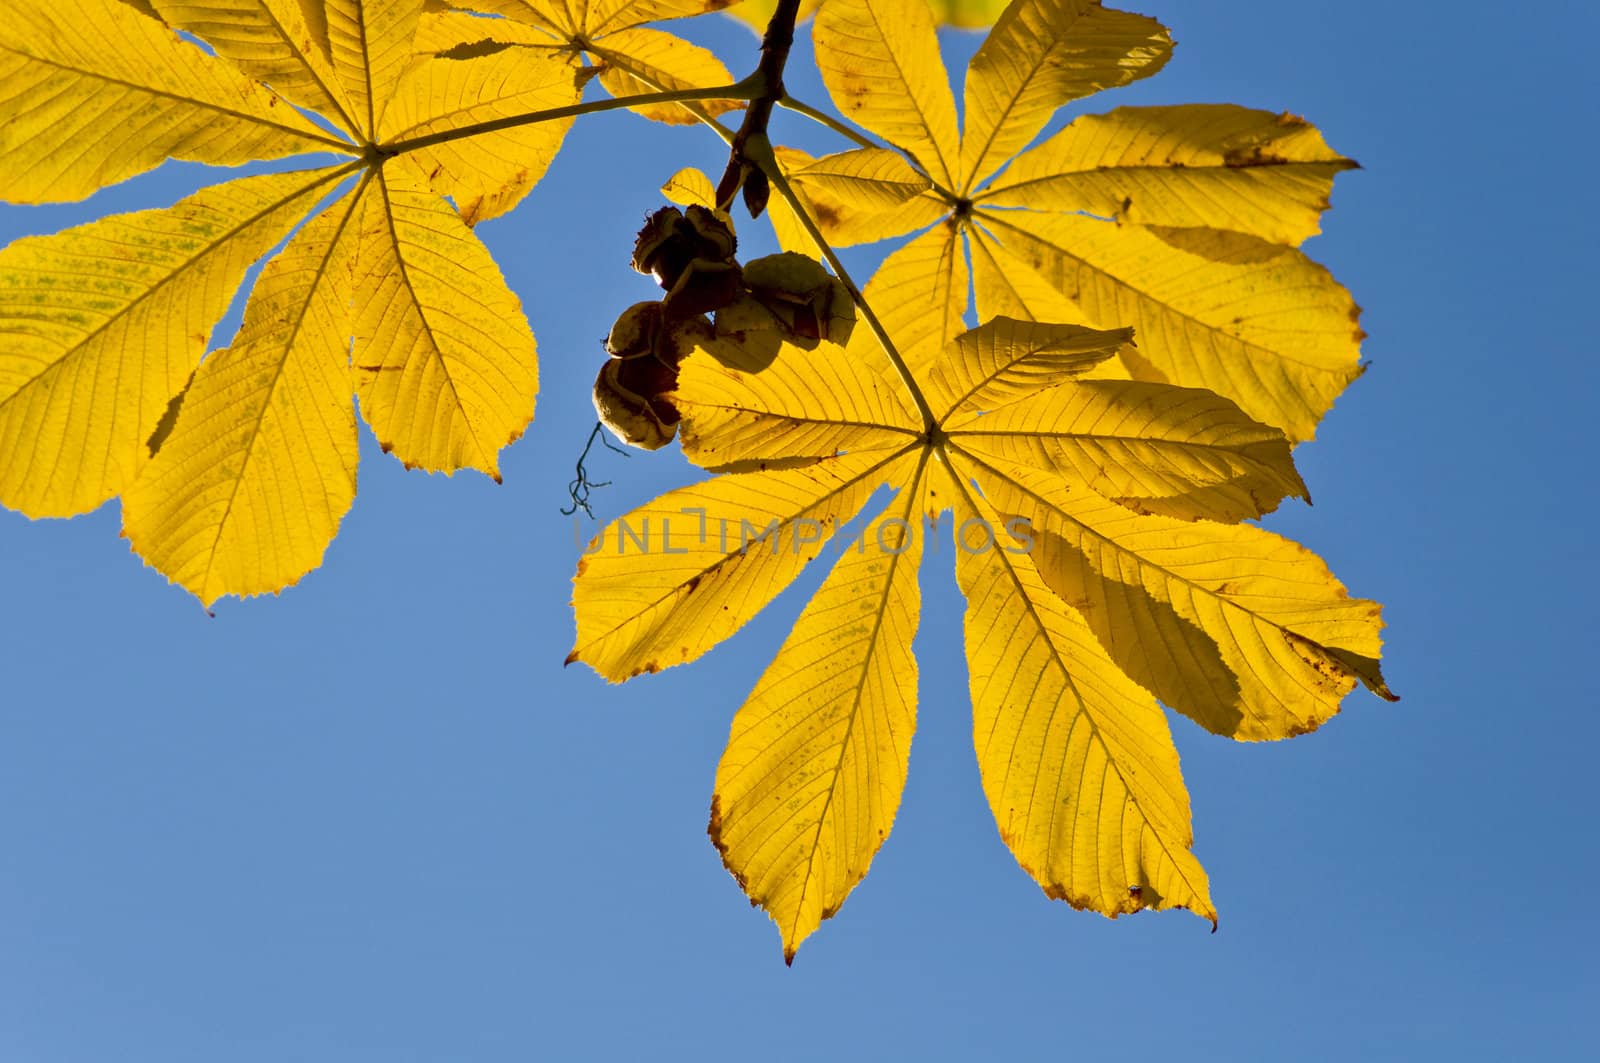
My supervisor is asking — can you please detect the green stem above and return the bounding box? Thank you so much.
[745,134,938,434]
[776,96,879,152]
[381,79,760,155]
[777,95,961,202]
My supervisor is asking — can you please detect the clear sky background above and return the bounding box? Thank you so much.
[2,2,1595,1060]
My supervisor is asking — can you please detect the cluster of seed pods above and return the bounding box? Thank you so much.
[593,205,856,450]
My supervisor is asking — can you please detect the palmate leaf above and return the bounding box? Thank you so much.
[0,0,583,604]
[795,0,1363,442]
[571,252,1393,958]
[434,0,743,125]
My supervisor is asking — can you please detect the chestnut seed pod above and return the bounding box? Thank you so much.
[631,206,684,279]
[593,358,679,451]
[605,301,664,360]
[683,204,737,261]
[661,259,743,318]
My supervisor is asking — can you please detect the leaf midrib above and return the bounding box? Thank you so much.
[784,448,928,949]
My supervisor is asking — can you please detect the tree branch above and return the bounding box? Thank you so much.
[715,0,804,215]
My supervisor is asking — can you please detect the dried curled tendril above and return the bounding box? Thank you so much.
[560,421,630,519]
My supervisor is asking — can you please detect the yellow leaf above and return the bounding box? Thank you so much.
[351,157,540,478]
[813,0,962,190]
[980,212,1363,441]
[3,0,574,601]
[585,0,735,36]
[947,378,1309,522]
[578,277,1391,953]
[448,0,742,125]
[855,223,968,377]
[592,27,742,125]
[793,148,932,214]
[0,168,341,518]
[414,10,562,52]
[923,315,1128,419]
[324,0,426,139]
[661,167,717,207]
[774,2,1367,437]
[967,454,1394,739]
[968,227,1140,385]
[673,334,921,469]
[712,477,927,962]
[0,0,343,203]
[766,146,939,253]
[380,43,583,224]
[764,178,818,256]
[121,181,364,606]
[149,0,361,132]
[969,224,1086,317]
[950,474,1215,922]
[980,105,1358,246]
[444,0,573,36]
[960,0,1171,192]
[569,448,916,681]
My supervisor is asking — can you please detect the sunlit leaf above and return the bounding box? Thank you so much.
[802,0,1363,439]
[0,0,341,204]
[380,42,584,223]
[121,180,364,606]
[674,332,920,469]
[570,448,915,681]
[922,315,1127,417]
[979,212,1363,441]
[440,0,745,125]
[967,456,1395,739]
[573,269,1390,955]
[148,0,361,131]
[950,476,1216,921]
[351,157,539,478]
[980,105,1358,246]
[591,27,741,125]
[711,483,926,962]
[772,146,948,249]
[0,168,341,517]
[960,0,1170,191]
[813,0,962,190]
[2,0,569,605]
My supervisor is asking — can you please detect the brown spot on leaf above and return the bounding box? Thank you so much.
[1223,145,1290,168]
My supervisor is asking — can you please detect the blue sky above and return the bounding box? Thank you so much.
[2,2,1595,1060]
